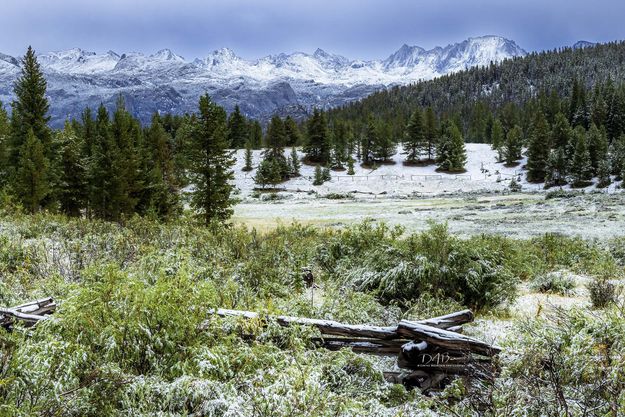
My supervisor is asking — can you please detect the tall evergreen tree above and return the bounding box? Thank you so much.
[569,127,593,187]
[551,112,571,150]
[490,118,504,161]
[16,129,49,213]
[227,105,248,149]
[403,109,425,163]
[526,112,550,183]
[331,120,348,169]
[362,115,377,165]
[0,102,9,189]
[545,147,569,187]
[423,107,438,161]
[586,123,608,174]
[263,115,290,179]
[503,125,523,165]
[289,147,301,176]
[284,116,302,147]
[304,108,330,163]
[248,120,263,149]
[58,122,86,216]
[372,120,395,162]
[88,104,119,220]
[242,140,254,172]
[436,120,466,172]
[9,46,51,174]
[188,94,235,223]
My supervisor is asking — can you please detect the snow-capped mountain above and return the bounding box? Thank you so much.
[0,36,526,126]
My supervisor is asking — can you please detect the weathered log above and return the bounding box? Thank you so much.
[210,308,399,339]
[410,309,474,330]
[0,298,56,329]
[397,320,501,356]
[313,337,409,355]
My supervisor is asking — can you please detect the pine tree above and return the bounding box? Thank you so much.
[423,107,438,161]
[312,165,324,186]
[503,125,523,165]
[372,120,395,162]
[331,121,348,169]
[16,129,49,213]
[304,108,330,163]
[569,127,593,187]
[9,47,51,175]
[0,102,9,189]
[347,157,355,175]
[362,115,377,166]
[227,105,248,148]
[88,104,118,220]
[545,147,568,187]
[254,159,281,188]
[403,109,425,163]
[188,94,235,223]
[586,123,608,174]
[289,147,301,177]
[142,114,181,219]
[58,121,86,216]
[551,112,571,150]
[263,115,290,179]
[248,120,263,149]
[490,118,504,155]
[436,120,466,172]
[526,112,550,183]
[284,116,302,147]
[597,159,611,188]
[242,141,254,172]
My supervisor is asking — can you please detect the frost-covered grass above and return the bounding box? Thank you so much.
[0,213,624,415]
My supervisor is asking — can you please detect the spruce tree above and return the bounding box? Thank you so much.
[436,120,466,172]
[403,109,425,163]
[423,107,438,161]
[545,148,568,187]
[551,112,571,150]
[586,123,608,173]
[490,118,504,156]
[284,116,302,147]
[331,121,347,169]
[362,115,377,166]
[88,104,118,220]
[289,147,301,177]
[263,115,290,179]
[503,125,523,165]
[0,102,9,189]
[569,127,593,187]
[16,129,49,213]
[142,114,180,219]
[347,157,355,175]
[304,108,330,163]
[312,165,324,185]
[254,158,281,188]
[597,159,612,188]
[58,121,86,216]
[248,120,263,149]
[188,94,235,223]
[526,112,550,183]
[9,47,51,174]
[372,120,395,162]
[227,105,248,148]
[242,141,254,172]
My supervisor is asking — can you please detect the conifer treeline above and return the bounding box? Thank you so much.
[0,47,237,223]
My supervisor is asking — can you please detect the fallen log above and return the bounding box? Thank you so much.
[0,298,56,329]
[397,320,500,356]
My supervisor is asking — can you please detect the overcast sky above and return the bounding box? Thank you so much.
[1,0,624,60]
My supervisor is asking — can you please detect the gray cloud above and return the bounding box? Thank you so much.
[1,0,624,60]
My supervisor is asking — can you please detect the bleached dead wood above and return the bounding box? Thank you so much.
[0,298,56,329]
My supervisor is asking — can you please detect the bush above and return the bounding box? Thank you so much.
[529,271,576,295]
[588,277,618,308]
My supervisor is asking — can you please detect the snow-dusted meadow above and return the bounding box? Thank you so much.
[231,144,625,238]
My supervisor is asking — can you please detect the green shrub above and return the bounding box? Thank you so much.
[588,277,618,308]
[529,271,576,295]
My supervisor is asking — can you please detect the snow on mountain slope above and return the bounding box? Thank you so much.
[0,35,526,126]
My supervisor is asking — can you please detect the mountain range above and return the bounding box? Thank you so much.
[0,36,527,126]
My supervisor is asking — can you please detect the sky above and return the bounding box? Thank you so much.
[1,0,625,60]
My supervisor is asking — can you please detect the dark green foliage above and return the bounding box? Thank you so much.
[57,122,86,216]
[587,123,608,173]
[243,141,254,172]
[254,158,283,188]
[587,277,617,308]
[227,105,249,149]
[436,120,466,172]
[570,127,593,187]
[403,109,425,163]
[371,120,395,162]
[331,120,349,169]
[490,118,504,156]
[545,147,569,187]
[9,46,51,174]
[526,112,550,182]
[284,115,302,147]
[188,94,235,223]
[260,116,290,182]
[0,102,9,189]
[347,157,355,175]
[503,125,523,165]
[550,112,571,150]
[312,165,324,186]
[304,108,330,163]
[248,120,263,149]
[16,129,49,213]
[423,107,438,161]
[289,147,301,176]
[597,159,612,187]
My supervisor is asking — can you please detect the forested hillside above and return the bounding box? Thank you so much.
[328,41,625,141]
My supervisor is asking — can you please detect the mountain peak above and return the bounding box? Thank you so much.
[151,48,185,62]
[573,40,596,49]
